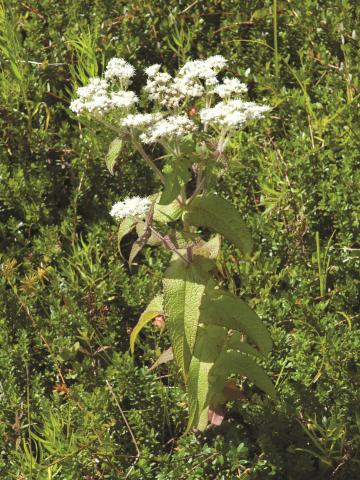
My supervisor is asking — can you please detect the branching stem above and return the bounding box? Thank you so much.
[133,139,166,185]
[149,226,191,265]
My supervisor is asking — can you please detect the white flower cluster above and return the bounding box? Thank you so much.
[145,64,161,77]
[139,115,197,144]
[104,58,135,86]
[144,56,228,108]
[70,58,138,116]
[70,55,270,141]
[110,196,151,221]
[144,72,174,106]
[121,112,163,128]
[212,78,248,98]
[200,99,270,128]
[178,56,225,82]
[70,78,110,115]
[110,91,138,109]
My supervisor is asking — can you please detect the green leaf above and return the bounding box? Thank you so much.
[178,134,196,156]
[106,137,122,174]
[159,161,191,205]
[227,332,264,359]
[187,325,227,432]
[183,194,253,256]
[149,347,174,371]
[211,351,277,400]
[201,288,272,356]
[136,222,161,246]
[193,235,221,260]
[130,295,163,353]
[169,231,198,249]
[128,240,145,269]
[163,257,210,376]
[150,193,183,223]
[117,217,137,260]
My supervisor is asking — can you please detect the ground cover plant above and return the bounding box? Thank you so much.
[0,1,359,479]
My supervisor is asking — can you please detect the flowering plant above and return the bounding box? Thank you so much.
[71,56,276,432]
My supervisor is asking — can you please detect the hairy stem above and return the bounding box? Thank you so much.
[133,139,166,185]
[149,226,190,265]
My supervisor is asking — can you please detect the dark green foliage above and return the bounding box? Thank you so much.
[0,0,359,478]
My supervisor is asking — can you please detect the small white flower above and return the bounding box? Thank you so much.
[140,115,197,144]
[76,77,108,98]
[213,78,247,98]
[144,72,173,102]
[70,78,113,115]
[104,58,135,85]
[145,64,161,77]
[110,196,151,220]
[200,99,270,128]
[70,76,138,115]
[178,60,217,81]
[121,112,163,128]
[172,76,204,98]
[205,76,219,87]
[110,90,138,108]
[205,55,227,70]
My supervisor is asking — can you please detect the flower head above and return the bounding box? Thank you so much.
[200,99,270,128]
[110,90,138,108]
[205,55,227,71]
[104,58,135,86]
[140,115,197,144]
[145,64,161,77]
[213,78,248,98]
[110,196,151,221]
[144,72,173,105]
[70,75,138,116]
[70,78,112,115]
[121,112,163,128]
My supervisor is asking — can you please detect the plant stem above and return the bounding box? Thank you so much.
[133,139,166,185]
[149,226,190,265]
[273,0,279,78]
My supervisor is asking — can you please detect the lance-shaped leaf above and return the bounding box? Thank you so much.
[187,324,227,432]
[117,217,137,260]
[149,347,174,371]
[227,332,264,359]
[128,223,153,269]
[210,350,277,400]
[183,193,253,256]
[130,295,163,353]
[106,137,122,174]
[201,288,272,356]
[163,257,211,376]
[128,240,145,269]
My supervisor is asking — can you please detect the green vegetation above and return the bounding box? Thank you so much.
[0,1,359,479]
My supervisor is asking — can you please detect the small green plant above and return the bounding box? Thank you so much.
[315,230,335,298]
[70,55,276,432]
